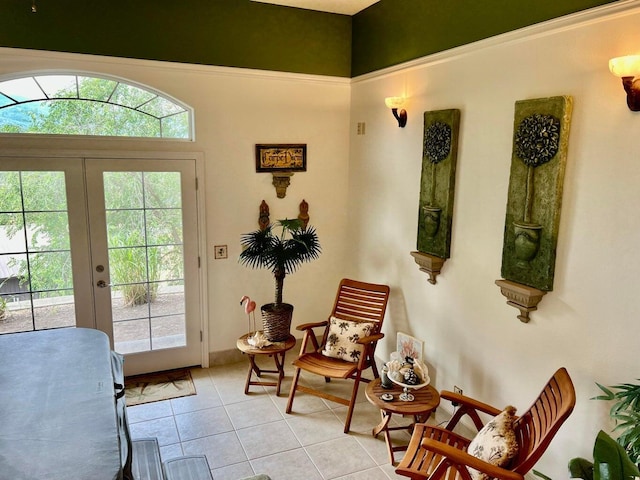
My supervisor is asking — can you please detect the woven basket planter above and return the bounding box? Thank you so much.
[261,303,293,341]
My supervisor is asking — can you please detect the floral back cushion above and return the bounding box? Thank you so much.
[321,316,376,363]
[467,405,519,480]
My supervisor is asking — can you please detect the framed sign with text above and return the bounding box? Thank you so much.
[255,144,307,172]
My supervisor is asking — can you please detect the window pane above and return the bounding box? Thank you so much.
[109,247,148,285]
[0,295,35,334]
[107,210,145,247]
[0,253,26,294]
[21,171,67,211]
[111,83,156,109]
[33,289,75,330]
[0,215,26,254]
[144,172,182,208]
[36,75,78,99]
[0,103,41,133]
[0,75,191,139]
[161,112,190,139]
[29,251,73,292]
[0,168,76,333]
[0,93,13,108]
[113,318,151,354]
[146,210,183,245]
[151,315,186,349]
[104,172,144,209]
[149,246,184,282]
[0,172,22,211]
[150,284,184,318]
[78,76,117,101]
[0,77,42,101]
[39,101,160,137]
[139,96,184,118]
[25,212,70,251]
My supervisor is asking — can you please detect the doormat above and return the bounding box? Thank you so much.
[125,368,196,406]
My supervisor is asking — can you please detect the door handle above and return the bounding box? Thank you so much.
[96,280,111,288]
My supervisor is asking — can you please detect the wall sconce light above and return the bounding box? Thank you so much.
[609,55,640,111]
[385,96,407,127]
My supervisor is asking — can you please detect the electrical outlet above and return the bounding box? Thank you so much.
[452,385,463,406]
[357,122,366,135]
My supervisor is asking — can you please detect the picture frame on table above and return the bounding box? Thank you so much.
[396,332,423,361]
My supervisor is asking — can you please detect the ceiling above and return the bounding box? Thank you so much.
[250,0,380,15]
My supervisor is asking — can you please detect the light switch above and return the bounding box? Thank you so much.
[214,245,228,259]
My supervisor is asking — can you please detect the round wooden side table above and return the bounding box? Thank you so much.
[365,377,440,465]
[236,332,296,396]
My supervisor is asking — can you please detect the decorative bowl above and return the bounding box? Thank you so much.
[388,370,430,401]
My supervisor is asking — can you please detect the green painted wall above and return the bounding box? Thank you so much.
[0,0,352,77]
[0,0,620,77]
[351,0,617,76]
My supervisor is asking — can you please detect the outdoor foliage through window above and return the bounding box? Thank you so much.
[0,74,191,139]
[0,170,76,332]
[0,169,186,335]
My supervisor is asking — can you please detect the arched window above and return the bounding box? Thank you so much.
[0,73,192,139]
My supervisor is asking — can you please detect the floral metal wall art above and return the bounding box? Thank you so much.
[500,96,573,293]
[513,113,561,266]
[416,109,460,259]
[423,121,452,238]
[412,109,460,285]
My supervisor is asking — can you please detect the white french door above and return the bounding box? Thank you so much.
[85,158,202,375]
[0,155,204,375]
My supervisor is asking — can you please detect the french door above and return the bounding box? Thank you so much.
[0,155,204,375]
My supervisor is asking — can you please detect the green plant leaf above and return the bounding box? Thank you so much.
[593,430,640,480]
[277,218,303,231]
[568,457,594,480]
[593,380,640,465]
[592,383,615,401]
[532,469,553,480]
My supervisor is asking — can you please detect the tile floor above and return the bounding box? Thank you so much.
[126,357,446,480]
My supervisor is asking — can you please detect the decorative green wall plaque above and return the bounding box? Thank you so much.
[416,109,461,260]
[500,96,573,291]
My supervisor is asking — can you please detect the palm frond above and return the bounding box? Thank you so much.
[239,227,277,271]
[238,220,321,302]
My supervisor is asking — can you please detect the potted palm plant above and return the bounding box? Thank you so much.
[239,218,321,341]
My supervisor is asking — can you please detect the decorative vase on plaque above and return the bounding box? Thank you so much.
[513,222,542,266]
[422,205,441,238]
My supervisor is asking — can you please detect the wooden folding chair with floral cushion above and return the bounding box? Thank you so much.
[285,278,390,433]
[395,367,576,480]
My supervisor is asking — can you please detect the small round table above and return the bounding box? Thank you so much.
[365,377,440,465]
[236,332,296,396]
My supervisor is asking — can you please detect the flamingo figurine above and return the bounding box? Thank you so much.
[240,295,257,334]
[240,296,270,348]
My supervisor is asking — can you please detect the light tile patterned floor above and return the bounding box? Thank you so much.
[126,357,442,480]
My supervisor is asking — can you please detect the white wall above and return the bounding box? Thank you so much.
[0,48,352,356]
[349,1,640,476]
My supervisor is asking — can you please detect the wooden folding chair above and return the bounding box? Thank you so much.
[395,367,576,480]
[285,278,390,433]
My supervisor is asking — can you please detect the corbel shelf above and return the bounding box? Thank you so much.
[272,172,293,198]
[495,279,547,323]
[410,251,445,285]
